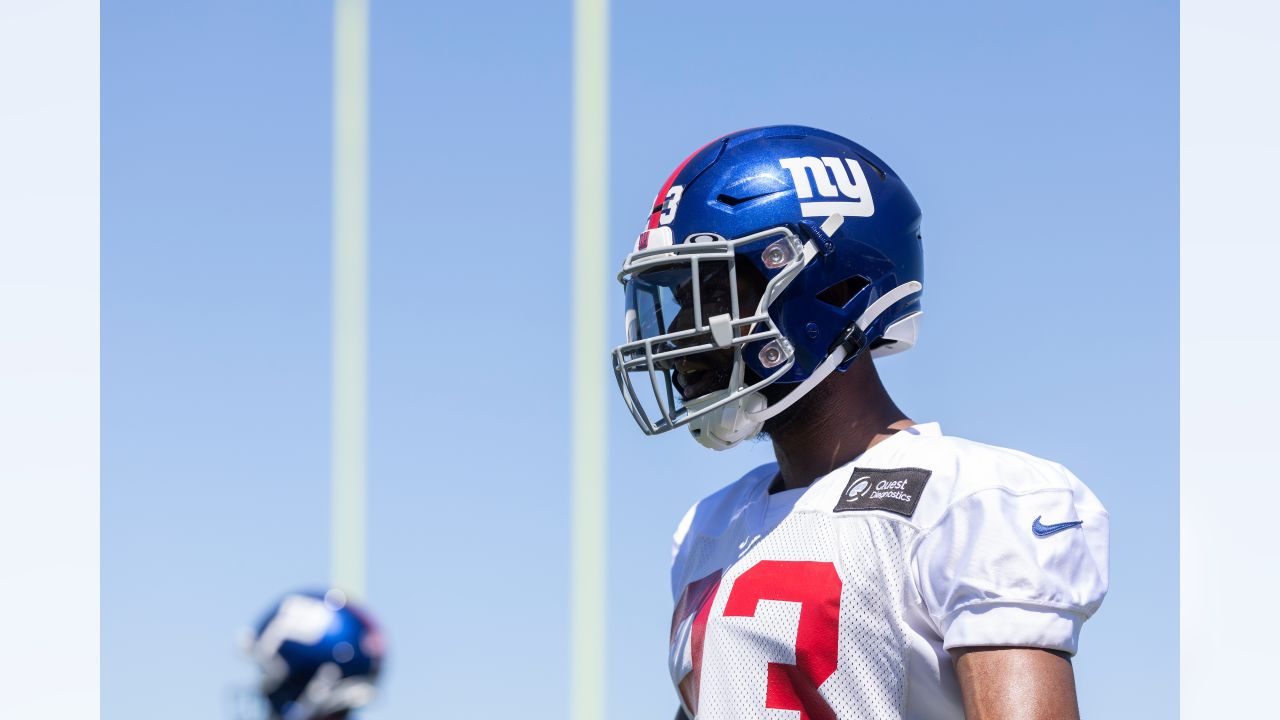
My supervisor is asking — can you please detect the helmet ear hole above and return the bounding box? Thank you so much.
[816,275,870,308]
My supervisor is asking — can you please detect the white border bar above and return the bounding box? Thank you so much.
[571,0,609,717]
[332,0,370,600]
[0,1,100,715]
[1182,1,1280,716]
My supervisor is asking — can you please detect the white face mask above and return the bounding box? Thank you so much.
[613,226,814,444]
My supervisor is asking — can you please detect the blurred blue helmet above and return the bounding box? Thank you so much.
[612,126,923,450]
[246,589,385,720]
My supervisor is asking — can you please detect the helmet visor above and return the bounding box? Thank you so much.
[623,261,738,344]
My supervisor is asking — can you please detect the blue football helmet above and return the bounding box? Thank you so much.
[245,589,384,720]
[612,126,924,450]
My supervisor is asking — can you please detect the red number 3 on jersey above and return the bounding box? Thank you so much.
[682,560,843,720]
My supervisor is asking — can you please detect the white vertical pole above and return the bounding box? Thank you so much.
[571,0,608,717]
[332,0,369,601]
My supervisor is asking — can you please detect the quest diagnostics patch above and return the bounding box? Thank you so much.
[834,467,932,518]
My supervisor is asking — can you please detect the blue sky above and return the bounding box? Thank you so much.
[103,2,1176,718]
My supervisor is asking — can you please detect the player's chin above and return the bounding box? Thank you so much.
[675,367,732,402]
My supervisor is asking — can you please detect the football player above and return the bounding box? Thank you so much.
[612,126,1108,719]
[242,589,385,720]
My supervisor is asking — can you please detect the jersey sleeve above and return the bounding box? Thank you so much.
[672,502,698,562]
[670,501,700,600]
[911,470,1109,655]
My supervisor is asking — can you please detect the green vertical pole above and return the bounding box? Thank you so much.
[571,0,608,717]
[332,0,369,601]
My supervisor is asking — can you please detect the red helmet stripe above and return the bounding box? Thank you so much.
[647,138,721,229]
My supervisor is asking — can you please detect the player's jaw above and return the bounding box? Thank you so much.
[661,262,768,404]
[669,352,735,402]
[655,295,738,402]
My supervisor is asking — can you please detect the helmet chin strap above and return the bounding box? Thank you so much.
[746,279,923,423]
[685,278,923,450]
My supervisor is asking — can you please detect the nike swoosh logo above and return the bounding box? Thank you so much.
[1031,515,1084,537]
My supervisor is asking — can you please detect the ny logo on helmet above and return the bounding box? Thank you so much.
[778,156,876,219]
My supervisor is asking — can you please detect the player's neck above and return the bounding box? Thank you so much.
[769,354,913,492]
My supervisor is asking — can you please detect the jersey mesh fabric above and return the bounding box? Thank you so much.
[829,514,915,718]
[693,510,917,720]
[669,534,739,690]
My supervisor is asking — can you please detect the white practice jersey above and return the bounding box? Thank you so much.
[668,423,1109,720]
